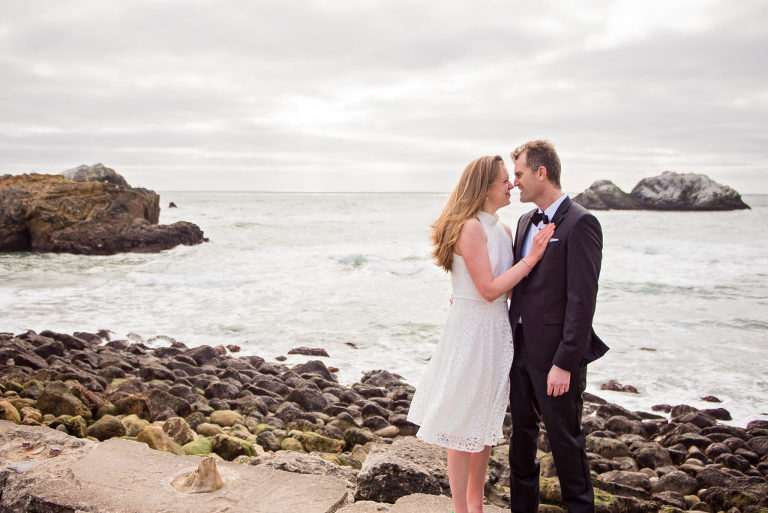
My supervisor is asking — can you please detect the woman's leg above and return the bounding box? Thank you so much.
[467,446,491,513]
[447,449,472,513]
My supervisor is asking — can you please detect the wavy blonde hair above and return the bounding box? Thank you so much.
[431,155,504,272]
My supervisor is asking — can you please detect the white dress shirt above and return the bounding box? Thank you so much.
[521,193,567,258]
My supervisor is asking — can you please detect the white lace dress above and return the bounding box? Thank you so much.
[407,211,514,453]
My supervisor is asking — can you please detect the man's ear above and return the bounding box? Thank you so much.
[537,166,548,181]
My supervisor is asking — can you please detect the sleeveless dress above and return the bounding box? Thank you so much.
[407,211,514,453]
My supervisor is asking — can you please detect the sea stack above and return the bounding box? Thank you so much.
[0,163,207,255]
[574,171,750,211]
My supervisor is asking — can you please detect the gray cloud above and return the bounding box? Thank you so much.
[1,0,766,192]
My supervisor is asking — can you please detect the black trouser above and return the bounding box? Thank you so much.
[508,324,593,513]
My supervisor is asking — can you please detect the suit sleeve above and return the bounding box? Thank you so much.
[552,213,602,372]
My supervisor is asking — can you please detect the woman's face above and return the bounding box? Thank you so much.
[486,163,513,210]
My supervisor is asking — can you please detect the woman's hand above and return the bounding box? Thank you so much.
[527,223,555,264]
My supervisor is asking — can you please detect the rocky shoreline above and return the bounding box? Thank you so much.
[1,329,767,513]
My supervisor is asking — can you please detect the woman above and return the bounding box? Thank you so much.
[407,156,554,513]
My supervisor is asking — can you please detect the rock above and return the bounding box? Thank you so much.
[0,171,207,254]
[0,400,21,424]
[182,437,213,456]
[653,490,687,509]
[635,443,673,469]
[136,425,185,455]
[121,414,150,436]
[211,434,256,460]
[375,426,399,438]
[294,432,345,453]
[292,360,336,382]
[574,172,750,211]
[598,470,651,491]
[61,163,130,188]
[586,436,631,459]
[630,171,750,210]
[572,180,641,210]
[163,417,195,446]
[701,395,722,403]
[256,430,282,452]
[344,428,380,449]
[356,437,447,503]
[168,201,177,208]
[146,388,192,419]
[600,380,640,393]
[651,470,699,495]
[287,347,330,357]
[113,394,152,420]
[286,387,329,413]
[209,410,243,428]
[281,437,304,451]
[249,451,358,501]
[49,415,87,438]
[748,436,768,457]
[85,414,126,441]
[360,370,407,388]
[605,416,645,436]
[36,382,92,420]
[170,456,225,494]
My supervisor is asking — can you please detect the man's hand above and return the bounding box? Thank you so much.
[547,365,571,397]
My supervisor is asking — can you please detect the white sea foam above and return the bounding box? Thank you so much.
[1,192,766,427]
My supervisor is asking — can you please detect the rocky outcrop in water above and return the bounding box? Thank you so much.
[0,163,207,254]
[574,171,750,211]
[1,328,767,512]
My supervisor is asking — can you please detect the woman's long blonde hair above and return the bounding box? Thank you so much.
[431,155,504,272]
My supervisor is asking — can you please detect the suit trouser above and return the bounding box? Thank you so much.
[508,324,593,513]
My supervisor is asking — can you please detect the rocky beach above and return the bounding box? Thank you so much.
[1,329,767,513]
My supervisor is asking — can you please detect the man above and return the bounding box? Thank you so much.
[507,140,609,513]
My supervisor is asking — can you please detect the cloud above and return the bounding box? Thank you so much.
[1,0,766,192]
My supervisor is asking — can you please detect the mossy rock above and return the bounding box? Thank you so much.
[280,437,304,451]
[211,434,256,461]
[294,432,344,453]
[95,403,118,419]
[539,477,563,506]
[594,488,618,513]
[182,437,213,456]
[37,383,92,420]
[49,415,87,438]
[0,400,21,424]
[251,423,274,436]
[121,414,150,437]
[4,382,23,393]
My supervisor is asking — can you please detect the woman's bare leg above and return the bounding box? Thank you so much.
[447,449,472,513]
[467,446,491,513]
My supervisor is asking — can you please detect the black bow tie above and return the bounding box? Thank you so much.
[531,211,549,226]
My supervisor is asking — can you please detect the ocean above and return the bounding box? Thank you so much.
[1,192,766,427]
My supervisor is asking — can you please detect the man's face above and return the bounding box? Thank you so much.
[513,151,540,203]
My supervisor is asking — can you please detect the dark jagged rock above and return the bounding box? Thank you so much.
[0,166,207,254]
[573,171,750,211]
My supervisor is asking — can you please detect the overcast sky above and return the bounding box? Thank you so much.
[1,1,766,193]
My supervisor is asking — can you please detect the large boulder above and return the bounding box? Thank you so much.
[573,171,750,211]
[355,437,447,503]
[0,168,206,254]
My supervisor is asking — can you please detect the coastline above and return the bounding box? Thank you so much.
[2,328,767,512]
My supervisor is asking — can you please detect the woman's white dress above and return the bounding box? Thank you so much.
[407,211,514,453]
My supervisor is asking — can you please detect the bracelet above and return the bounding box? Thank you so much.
[521,258,533,272]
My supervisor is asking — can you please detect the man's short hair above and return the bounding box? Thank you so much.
[511,140,561,188]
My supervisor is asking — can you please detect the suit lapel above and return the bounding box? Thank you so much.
[550,196,572,226]
[515,209,537,261]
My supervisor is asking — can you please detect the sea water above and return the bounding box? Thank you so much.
[1,192,766,426]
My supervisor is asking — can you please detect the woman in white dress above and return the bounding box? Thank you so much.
[407,155,554,513]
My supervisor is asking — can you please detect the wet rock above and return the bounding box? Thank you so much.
[204,381,240,400]
[288,347,330,357]
[360,370,407,389]
[605,415,645,436]
[702,407,732,421]
[748,436,768,458]
[600,380,639,393]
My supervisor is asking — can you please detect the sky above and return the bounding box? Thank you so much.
[1,1,766,193]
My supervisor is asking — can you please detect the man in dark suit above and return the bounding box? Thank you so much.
[507,140,608,513]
